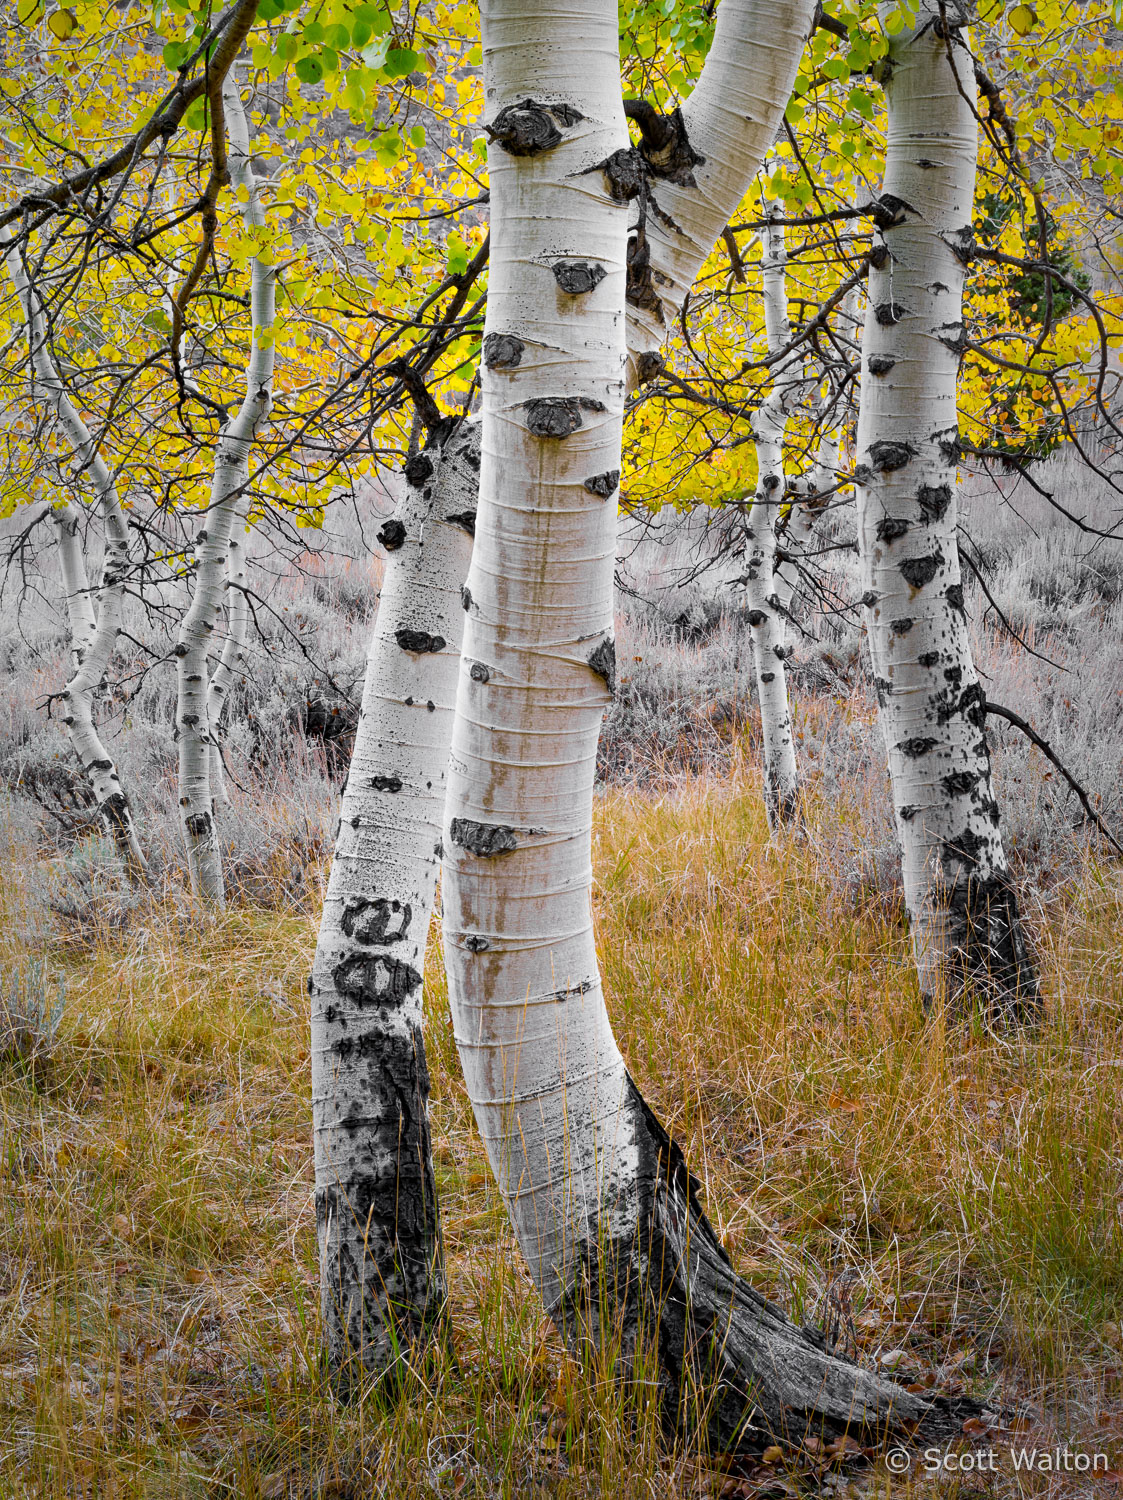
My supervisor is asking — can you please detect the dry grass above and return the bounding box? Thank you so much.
[1,770,1122,1497]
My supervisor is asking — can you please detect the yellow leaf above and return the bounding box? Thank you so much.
[1008,3,1036,34]
[47,6,77,36]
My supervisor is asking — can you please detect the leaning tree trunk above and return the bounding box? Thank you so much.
[439,0,971,1456]
[855,0,1039,1014]
[744,220,801,827]
[310,423,479,1387]
[174,74,276,906]
[310,0,823,1382]
[5,251,149,880]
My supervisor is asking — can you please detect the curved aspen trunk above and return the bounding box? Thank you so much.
[206,488,252,808]
[439,0,969,1454]
[5,253,148,880]
[745,222,800,827]
[855,1,1039,1013]
[311,423,479,1386]
[175,76,276,905]
[311,0,820,1379]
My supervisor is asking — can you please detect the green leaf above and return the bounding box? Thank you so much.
[162,38,190,68]
[295,54,324,84]
[383,46,421,77]
[409,124,426,148]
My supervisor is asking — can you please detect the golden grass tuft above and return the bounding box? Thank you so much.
[1,770,1122,1496]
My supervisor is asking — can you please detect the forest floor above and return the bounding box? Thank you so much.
[2,772,1122,1498]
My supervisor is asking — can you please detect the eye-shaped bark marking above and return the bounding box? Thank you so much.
[900,553,942,589]
[450,818,519,857]
[587,636,616,694]
[552,260,607,295]
[446,511,476,536]
[332,953,422,1007]
[600,147,646,202]
[185,811,212,837]
[483,333,525,369]
[942,769,978,796]
[871,191,916,227]
[890,617,914,634]
[759,670,776,683]
[377,518,406,552]
[465,935,490,952]
[917,484,952,522]
[552,978,593,1002]
[341,896,412,945]
[404,453,433,488]
[869,440,917,472]
[395,628,447,654]
[874,677,891,705]
[919,651,940,667]
[900,736,939,758]
[583,470,620,498]
[876,516,910,542]
[868,355,896,376]
[874,300,908,326]
[469,661,490,683]
[523,397,605,438]
[861,590,879,607]
[488,98,584,156]
[370,774,403,793]
[936,430,961,464]
[899,804,920,821]
[946,582,966,614]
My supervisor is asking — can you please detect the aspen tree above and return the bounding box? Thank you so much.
[856,0,1039,1012]
[439,0,971,1452]
[5,251,149,880]
[311,0,822,1380]
[174,74,277,905]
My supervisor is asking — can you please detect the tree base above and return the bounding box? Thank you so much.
[558,1073,981,1457]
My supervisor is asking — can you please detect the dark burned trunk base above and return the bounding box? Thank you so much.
[930,872,1042,1024]
[316,1019,446,1398]
[559,1074,980,1458]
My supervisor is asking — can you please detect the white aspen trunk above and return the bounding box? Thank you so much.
[309,0,825,1381]
[206,488,251,808]
[174,75,276,905]
[774,287,860,620]
[855,0,1038,1012]
[624,0,817,379]
[438,0,972,1453]
[5,252,148,879]
[744,221,800,826]
[310,422,479,1385]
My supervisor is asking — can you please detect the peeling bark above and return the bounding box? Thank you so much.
[855,0,1039,1014]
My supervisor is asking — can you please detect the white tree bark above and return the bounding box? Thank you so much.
[855,0,1038,1011]
[437,0,972,1452]
[310,422,479,1384]
[206,486,252,808]
[309,0,824,1382]
[624,0,817,380]
[5,250,148,879]
[744,220,800,826]
[174,75,276,905]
